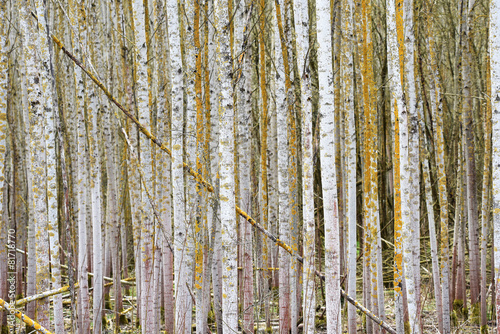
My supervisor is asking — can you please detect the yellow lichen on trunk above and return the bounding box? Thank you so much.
[393,98,403,295]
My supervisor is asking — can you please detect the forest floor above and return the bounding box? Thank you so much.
[76,289,498,333]
[7,286,496,333]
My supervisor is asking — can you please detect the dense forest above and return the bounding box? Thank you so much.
[0,0,499,332]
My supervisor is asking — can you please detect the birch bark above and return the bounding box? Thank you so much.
[131,0,155,331]
[317,0,341,331]
[214,0,238,329]
[274,0,291,331]
[386,0,405,330]
[19,0,51,327]
[294,0,315,331]
[86,14,104,334]
[461,0,480,311]
[341,0,356,331]
[403,0,421,328]
[33,1,64,331]
[167,0,190,331]
[154,0,174,332]
[66,0,91,331]
[16,0,37,324]
[283,1,299,329]
[236,0,255,331]
[490,0,500,323]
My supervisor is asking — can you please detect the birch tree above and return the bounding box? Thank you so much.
[87,5,105,332]
[283,1,300,329]
[166,0,191,331]
[236,0,255,331]
[294,0,315,331]
[131,0,155,331]
[18,0,52,327]
[317,0,341,331]
[152,1,174,332]
[386,0,406,330]
[17,0,36,326]
[460,0,481,315]
[66,0,91,331]
[342,0,357,331]
[490,0,500,323]
[403,0,421,327]
[214,0,238,329]
[274,0,291,331]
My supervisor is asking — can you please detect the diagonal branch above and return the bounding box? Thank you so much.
[0,298,53,334]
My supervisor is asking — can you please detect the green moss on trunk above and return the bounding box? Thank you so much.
[470,302,480,325]
[453,299,468,319]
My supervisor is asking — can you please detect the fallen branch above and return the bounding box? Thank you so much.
[15,247,135,286]
[51,34,396,334]
[0,298,53,334]
[14,283,78,307]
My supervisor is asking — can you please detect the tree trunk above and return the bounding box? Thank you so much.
[214,0,238,329]
[294,0,315,331]
[317,0,341,331]
[490,0,500,324]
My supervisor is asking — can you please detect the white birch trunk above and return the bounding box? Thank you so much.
[66,0,91,330]
[422,142,443,333]
[294,0,315,331]
[208,0,223,327]
[167,0,190,331]
[183,1,196,328]
[403,0,421,329]
[86,43,103,334]
[490,0,500,322]
[339,0,356,331]
[274,1,291,332]
[236,0,254,331]
[342,0,356,331]
[154,1,174,332]
[398,0,419,331]
[283,2,299,330]
[20,0,51,327]
[131,0,155,331]
[17,1,36,323]
[33,1,64,331]
[386,0,405,331]
[77,82,90,334]
[398,43,419,334]
[215,0,238,329]
[317,0,341,331]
